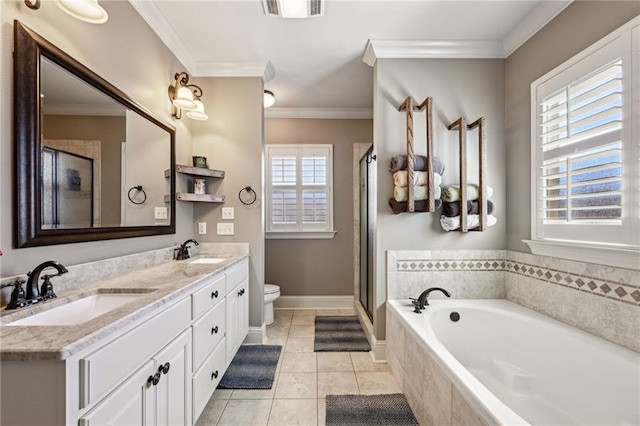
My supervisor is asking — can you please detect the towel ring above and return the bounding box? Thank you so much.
[127,185,147,205]
[239,186,257,205]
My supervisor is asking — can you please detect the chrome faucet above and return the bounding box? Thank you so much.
[410,287,451,313]
[25,260,69,303]
[175,239,199,260]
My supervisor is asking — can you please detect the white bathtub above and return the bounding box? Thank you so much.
[387,299,640,426]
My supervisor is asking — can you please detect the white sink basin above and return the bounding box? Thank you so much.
[7,293,143,326]
[190,258,225,264]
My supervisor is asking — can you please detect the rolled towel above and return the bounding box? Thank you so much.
[394,185,442,202]
[389,198,443,214]
[389,155,445,175]
[442,200,494,218]
[441,185,494,202]
[393,171,442,187]
[440,214,497,231]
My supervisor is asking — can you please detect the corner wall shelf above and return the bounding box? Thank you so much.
[164,164,225,179]
[165,164,226,203]
[165,193,226,203]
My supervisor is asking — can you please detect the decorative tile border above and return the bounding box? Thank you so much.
[397,259,505,272]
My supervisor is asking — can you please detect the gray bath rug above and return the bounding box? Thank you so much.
[217,345,281,389]
[314,316,371,352]
[326,394,418,425]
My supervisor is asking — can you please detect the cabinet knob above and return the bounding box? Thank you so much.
[147,371,161,386]
[211,326,219,335]
[161,362,171,374]
[211,290,219,299]
[211,370,219,380]
[240,288,245,296]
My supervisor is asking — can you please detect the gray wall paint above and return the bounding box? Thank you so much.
[0,1,194,276]
[373,58,506,338]
[264,118,373,296]
[191,77,265,328]
[505,1,640,253]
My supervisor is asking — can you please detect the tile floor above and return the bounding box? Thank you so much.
[196,309,402,425]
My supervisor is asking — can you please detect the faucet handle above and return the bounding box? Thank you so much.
[40,275,57,300]
[5,280,28,310]
[409,298,422,313]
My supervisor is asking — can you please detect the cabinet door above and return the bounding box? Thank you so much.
[154,329,192,426]
[239,280,249,344]
[225,286,240,364]
[78,361,155,426]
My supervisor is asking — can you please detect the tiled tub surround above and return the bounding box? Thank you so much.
[0,244,248,360]
[387,250,639,352]
[386,299,640,426]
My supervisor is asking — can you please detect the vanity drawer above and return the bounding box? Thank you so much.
[191,273,225,319]
[192,301,225,370]
[79,297,191,409]
[225,259,248,295]
[193,339,226,421]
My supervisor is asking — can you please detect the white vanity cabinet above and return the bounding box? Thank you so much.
[225,260,249,364]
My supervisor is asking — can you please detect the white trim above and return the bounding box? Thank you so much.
[502,1,573,57]
[369,335,387,363]
[524,240,640,270]
[190,61,275,81]
[265,231,336,240]
[274,296,354,310]
[265,108,373,119]
[43,104,126,116]
[244,325,266,344]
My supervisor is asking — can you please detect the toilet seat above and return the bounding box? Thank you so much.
[264,284,280,294]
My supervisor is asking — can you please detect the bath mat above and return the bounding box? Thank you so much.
[217,345,281,389]
[314,316,370,352]
[326,394,418,425]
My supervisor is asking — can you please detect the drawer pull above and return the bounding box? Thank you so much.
[211,290,219,299]
[211,370,219,380]
[147,371,161,386]
[211,326,219,335]
[240,288,245,296]
[161,362,171,375]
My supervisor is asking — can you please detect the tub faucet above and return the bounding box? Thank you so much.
[175,239,199,260]
[410,287,451,313]
[25,260,69,303]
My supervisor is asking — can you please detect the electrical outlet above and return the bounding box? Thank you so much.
[217,223,234,235]
[221,207,234,220]
[154,207,168,220]
[198,222,207,235]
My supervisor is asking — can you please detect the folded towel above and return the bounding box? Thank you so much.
[389,155,445,175]
[393,171,442,187]
[442,200,494,218]
[440,214,497,231]
[441,185,494,202]
[389,198,442,214]
[394,185,442,202]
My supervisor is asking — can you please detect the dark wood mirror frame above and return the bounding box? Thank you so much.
[14,21,176,248]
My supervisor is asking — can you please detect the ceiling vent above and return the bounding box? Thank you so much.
[262,0,324,19]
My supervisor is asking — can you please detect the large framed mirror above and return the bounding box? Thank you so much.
[14,21,176,248]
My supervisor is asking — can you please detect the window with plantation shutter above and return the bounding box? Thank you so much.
[528,19,639,268]
[266,144,335,239]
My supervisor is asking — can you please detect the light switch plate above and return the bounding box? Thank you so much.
[217,223,234,235]
[221,207,234,220]
[154,207,168,220]
[198,222,206,235]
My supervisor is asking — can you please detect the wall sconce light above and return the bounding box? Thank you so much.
[168,72,208,121]
[264,90,275,108]
[24,0,109,24]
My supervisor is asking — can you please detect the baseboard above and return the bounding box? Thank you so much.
[274,295,354,310]
[244,325,266,344]
[370,335,387,363]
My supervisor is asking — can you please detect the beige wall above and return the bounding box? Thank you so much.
[1,1,194,276]
[43,114,125,226]
[264,119,373,296]
[191,77,265,328]
[505,1,640,252]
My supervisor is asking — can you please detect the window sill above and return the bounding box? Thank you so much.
[266,231,337,240]
[523,239,640,270]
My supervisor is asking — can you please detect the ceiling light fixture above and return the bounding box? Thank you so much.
[264,90,275,108]
[24,0,108,23]
[168,72,208,120]
[261,0,324,19]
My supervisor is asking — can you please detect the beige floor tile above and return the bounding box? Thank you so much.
[317,372,359,398]
[317,352,353,372]
[267,399,317,425]
[284,337,315,353]
[211,389,233,400]
[230,383,277,400]
[274,309,294,318]
[356,371,402,395]
[350,352,390,372]
[280,353,317,373]
[266,326,290,338]
[274,372,317,399]
[317,398,326,426]
[291,315,315,326]
[293,309,316,316]
[264,335,288,346]
[195,398,227,425]
[315,309,342,316]
[288,325,315,338]
[217,399,273,426]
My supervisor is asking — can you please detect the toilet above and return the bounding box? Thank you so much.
[263,284,281,326]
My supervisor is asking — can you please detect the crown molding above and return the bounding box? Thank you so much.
[265,108,373,119]
[190,61,274,82]
[44,104,126,116]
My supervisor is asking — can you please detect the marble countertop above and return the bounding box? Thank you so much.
[0,254,247,361]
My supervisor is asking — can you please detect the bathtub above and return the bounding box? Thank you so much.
[386,299,640,426]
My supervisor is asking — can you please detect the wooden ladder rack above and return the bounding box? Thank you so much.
[447,116,487,232]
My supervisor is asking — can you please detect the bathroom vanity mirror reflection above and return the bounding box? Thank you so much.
[14,21,176,247]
